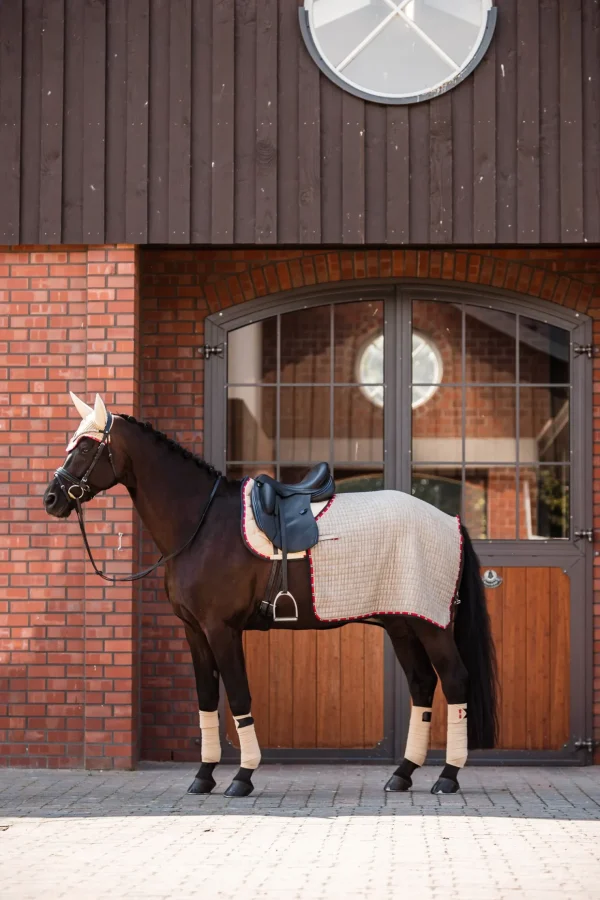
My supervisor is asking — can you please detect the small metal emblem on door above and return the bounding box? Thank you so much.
[482,569,502,588]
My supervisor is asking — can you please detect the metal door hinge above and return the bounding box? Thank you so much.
[198,343,225,360]
[574,529,594,542]
[573,344,598,359]
[574,738,597,753]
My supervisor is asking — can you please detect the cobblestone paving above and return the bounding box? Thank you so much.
[1,764,600,899]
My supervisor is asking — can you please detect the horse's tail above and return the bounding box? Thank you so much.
[454,524,498,750]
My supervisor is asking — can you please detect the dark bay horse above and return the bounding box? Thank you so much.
[43,393,497,797]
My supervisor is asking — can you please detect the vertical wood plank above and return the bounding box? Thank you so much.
[244,631,270,747]
[429,94,452,244]
[297,32,321,243]
[582,0,600,243]
[190,0,212,243]
[148,0,170,242]
[451,78,473,245]
[501,568,528,749]
[473,38,496,241]
[211,0,235,242]
[549,569,570,750]
[559,0,584,242]
[321,78,342,243]
[255,0,277,243]
[233,0,256,243]
[125,0,149,242]
[539,0,560,243]
[62,0,83,242]
[526,568,551,749]
[386,107,409,243]
[365,104,386,245]
[39,0,65,243]
[496,0,517,243]
[340,625,365,748]
[104,0,127,242]
[0,0,23,243]
[268,631,293,747]
[168,0,191,242]
[276,0,297,243]
[485,574,504,748]
[342,93,365,244]
[363,626,384,749]
[517,1,540,242]
[292,631,317,748]
[82,0,106,242]
[408,103,430,244]
[316,629,341,747]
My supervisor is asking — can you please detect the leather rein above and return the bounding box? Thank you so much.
[54,414,221,583]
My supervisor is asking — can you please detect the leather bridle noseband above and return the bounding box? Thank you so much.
[54,412,222,583]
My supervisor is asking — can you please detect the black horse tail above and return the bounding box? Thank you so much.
[454,524,498,750]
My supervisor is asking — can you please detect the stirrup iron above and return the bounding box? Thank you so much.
[272,590,298,623]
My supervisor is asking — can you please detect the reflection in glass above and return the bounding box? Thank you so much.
[335,300,384,384]
[412,467,462,518]
[279,386,330,462]
[464,467,516,540]
[465,306,516,383]
[519,317,569,384]
[280,307,331,384]
[228,322,270,384]
[465,387,516,462]
[227,387,276,461]
[520,466,569,539]
[335,467,384,494]
[334,387,383,463]
[520,388,569,464]
[412,299,461,384]
[227,463,276,482]
[412,387,462,463]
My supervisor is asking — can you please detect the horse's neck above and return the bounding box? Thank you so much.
[125,435,216,556]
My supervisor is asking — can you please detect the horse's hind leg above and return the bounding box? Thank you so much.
[383,619,438,792]
[411,618,469,795]
[185,626,221,795]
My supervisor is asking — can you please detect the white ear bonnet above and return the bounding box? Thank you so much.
[67,392,112,452]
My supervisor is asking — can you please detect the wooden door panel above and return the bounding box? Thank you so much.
[431,567,570,751]
[227,625,385,750]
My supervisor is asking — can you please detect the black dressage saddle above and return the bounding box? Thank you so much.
[251,462,335,621]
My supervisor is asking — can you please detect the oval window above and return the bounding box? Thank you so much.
[358,331,442,408]
[300,0,497,105]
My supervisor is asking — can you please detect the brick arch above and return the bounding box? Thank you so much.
[191,249,596,314]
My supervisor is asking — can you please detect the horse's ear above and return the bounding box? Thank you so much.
[93,393,109,431]
[70,391,93,420]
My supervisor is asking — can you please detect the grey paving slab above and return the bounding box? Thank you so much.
[0,765,600,899]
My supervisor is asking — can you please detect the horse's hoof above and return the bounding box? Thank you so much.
[384,774,412,792]
[187,777,216,794]
[224,779,254,798]
[431,777,459,795]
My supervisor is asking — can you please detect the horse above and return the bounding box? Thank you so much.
[43,392,498,797]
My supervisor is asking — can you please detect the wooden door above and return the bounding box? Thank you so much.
[430,566,571,751]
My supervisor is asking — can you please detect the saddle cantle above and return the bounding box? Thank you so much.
[251,463,335,622]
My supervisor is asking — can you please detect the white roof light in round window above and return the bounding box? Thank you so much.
[358,331,442,409]
[300,1,497,105]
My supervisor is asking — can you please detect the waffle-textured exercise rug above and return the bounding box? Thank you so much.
[308,490,462,628]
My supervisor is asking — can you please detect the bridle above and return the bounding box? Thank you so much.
[54,412,222,583]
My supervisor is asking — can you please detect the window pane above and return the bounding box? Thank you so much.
[464,467,517,540]
[404,0,482,66]
[334,300,384,384]
[334,387,383,463]
[412,300,461,385]
[335,466,384,494]
[412,386,462,463]
[280,307,331,384]
[227,463,275,481]
[519,317,569,384]
[465,306,516,383]
[228,321,274,384]
[520,388,569,464]
[279,386,330,462]
[465,387,516,463]
[312,0,392,69]
[227,387,276,461]
[412,467,462,518]
[519,466,570,539]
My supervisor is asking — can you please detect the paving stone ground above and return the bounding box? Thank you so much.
[1,764,600,899]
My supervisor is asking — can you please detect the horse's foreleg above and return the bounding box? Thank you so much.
[411,619,469,795]
[185,625,221,795]
[205,624,259,798]
[384,620,437,792]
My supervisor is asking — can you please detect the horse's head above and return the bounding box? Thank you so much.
[43,392,123,519]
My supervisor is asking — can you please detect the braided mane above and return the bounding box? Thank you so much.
[117,414,222,479]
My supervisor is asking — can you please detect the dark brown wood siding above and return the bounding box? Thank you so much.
[1,0,599,245]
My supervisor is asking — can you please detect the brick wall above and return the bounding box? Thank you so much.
[140,247,600,763]
[1,245,139,769]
